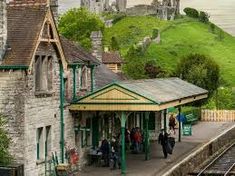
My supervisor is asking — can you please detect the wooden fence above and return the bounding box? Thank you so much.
[201,110,235,122]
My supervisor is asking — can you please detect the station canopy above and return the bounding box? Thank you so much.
[69,77,208,112]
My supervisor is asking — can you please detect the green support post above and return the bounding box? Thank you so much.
[90,65,95,92]
[164,109,167,133]
[120,112,127,175]
[59,63,65,163]
[72,65,77,102]
[145,112,150,161]
[178,106,181,142]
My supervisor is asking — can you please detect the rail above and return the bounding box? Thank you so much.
[224,163,235,176]
[197,142,235,176]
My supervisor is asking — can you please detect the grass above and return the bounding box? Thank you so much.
[103,16,235,87]
[103,16,170,54]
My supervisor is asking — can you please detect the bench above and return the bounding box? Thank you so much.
[184,113,198,125]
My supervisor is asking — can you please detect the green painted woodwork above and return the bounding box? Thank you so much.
[59,63,65,163]
[0,65,28,70]
[37,142,39,160]
[72,65,77,101]
[90,65,95,92]
[144,112,150,161]
[178,106,182,142]
[121,112,127,175]
[164,109,167,133]
[92,115,99,148]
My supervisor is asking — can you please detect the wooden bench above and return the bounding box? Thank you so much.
[184,113,198,124]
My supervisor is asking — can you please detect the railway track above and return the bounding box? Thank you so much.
[195,142,235,176]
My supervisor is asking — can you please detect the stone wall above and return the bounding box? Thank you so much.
[0,71,26,163]
[163,124,235,176]
[126,5,157,16]
[0,0,7,62]
[22,44,76,176]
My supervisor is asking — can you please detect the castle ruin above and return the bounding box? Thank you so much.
[81,0,180,20]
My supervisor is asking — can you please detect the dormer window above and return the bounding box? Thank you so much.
[35,55,53,95]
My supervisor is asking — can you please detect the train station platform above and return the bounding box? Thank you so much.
[79,122,235,176]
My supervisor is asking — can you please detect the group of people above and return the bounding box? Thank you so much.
[130,127,143,153]
[97,115,176,169]
[158,114,177,158]
[98,136,121,170]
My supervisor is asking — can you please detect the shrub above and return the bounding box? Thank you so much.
[0,114,12,165]
[110,36,120,51]
[183,7,199,18]
[176,53,220,96]
[152,28,159,39]
[199,11,210,23]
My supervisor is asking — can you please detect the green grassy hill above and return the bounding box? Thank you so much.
[103,16,235,87]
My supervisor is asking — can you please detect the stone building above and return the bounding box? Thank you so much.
[0,0,112,175]
[81,0,127,13]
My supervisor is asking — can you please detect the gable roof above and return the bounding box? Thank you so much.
[2,4,47,66]
[69,77,208,111]
[102,51,124,64]
[60,36,100,65]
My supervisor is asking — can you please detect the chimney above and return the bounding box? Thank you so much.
[0,0,7,63]
[90,31,103,62]
[49,0,58,23]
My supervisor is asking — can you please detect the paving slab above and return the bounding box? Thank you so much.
[79,122,235,176]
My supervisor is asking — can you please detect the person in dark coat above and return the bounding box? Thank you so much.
[158,129,168,158]
[110,137,121,170]
[100,139,110,167]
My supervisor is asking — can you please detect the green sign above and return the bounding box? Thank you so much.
[183,124,192,136]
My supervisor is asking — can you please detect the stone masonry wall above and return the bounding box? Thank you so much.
[23,45,76,175]
[0,70,26,163]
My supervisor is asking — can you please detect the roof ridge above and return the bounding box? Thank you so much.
[8,0,47,7]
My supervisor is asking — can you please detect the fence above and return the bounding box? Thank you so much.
[201,110,235,122]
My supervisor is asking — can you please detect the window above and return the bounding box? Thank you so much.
[45,126,51,157]
[37,127,44,160]
[80,66,88,89]
[81,118,91,148]
[35,55,53,93]
[36,126,52,161]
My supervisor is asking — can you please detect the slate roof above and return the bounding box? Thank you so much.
[102,52,124,64]
[60,37,100,65]
[94,64,124,89]
[2,4,47,66]
[118,78,208,104]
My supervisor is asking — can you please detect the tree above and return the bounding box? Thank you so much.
[199,11,210,23]
[123,45,147,79]
[203,87,234,110]
[144,60,165,78]
[58,8,104,50]
[0,114,12,165]
[176,54,220,96]
[110,36,120,51]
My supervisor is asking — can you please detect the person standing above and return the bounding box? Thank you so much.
[169,114,176,133]
[158,129,168,158]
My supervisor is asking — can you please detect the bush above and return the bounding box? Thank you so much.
[199,11,210,23]
[0,114,12,165]
[152,28,159,39]
[203,87,234,109]
[183,7,199,18]
[110,36,120,51]
[176,53,220,96]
